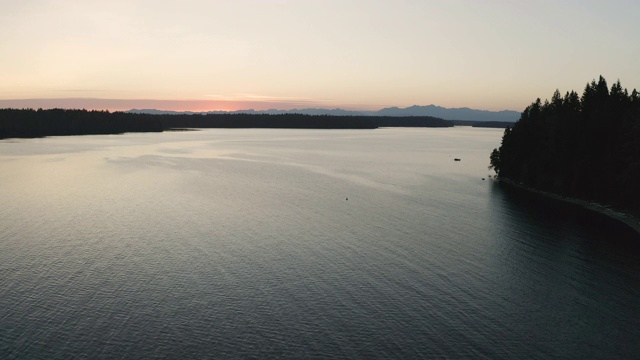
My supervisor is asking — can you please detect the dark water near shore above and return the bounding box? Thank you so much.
[1,128,639,359]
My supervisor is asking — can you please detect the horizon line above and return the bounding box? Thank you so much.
[0,97,521,113]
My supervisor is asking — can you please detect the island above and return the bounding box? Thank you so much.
[0,109,458,139]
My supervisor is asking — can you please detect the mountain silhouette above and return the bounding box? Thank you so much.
[375,105,519,122]
[129,105,519,122]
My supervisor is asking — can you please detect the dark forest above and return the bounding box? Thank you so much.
[490,76,640,211]
[0,109,458,139]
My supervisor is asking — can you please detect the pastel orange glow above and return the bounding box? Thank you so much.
[0,98,373,113]
[1,1,639,113]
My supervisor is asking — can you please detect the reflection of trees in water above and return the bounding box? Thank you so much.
[489,180,640,245]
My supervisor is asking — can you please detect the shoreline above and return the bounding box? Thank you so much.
[496,178,640,237]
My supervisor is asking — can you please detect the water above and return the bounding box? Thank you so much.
[1,127,639,359]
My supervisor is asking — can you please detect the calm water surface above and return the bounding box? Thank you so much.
[1,127,639,359]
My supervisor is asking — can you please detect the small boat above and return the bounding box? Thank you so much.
[454,158,461,161]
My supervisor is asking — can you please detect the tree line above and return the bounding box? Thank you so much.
[490,76,640,211]
[0,108,456,139]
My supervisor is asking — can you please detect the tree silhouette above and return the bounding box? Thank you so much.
[490,76,640,211]
[0,108,457,140]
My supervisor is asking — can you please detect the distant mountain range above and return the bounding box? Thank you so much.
[375,105,520,122]
[128,105,520,122]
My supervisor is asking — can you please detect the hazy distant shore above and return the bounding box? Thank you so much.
[498,178,640,237]
[0,109,477,139]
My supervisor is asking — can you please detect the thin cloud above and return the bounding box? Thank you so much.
[55,89,108,92]
[204,93,336,104]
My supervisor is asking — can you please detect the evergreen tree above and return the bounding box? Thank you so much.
[490,76,640,211]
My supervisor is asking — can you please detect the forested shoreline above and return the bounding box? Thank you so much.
[490,76,640,212]
[0,108,457,139]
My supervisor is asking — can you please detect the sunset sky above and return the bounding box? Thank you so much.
[1,0,639,112]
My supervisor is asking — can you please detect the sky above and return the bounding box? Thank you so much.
[1,0,639,112]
